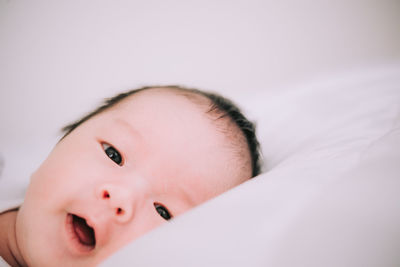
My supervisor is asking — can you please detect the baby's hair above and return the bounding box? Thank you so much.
[60,85,262,177]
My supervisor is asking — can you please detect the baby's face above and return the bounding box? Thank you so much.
[16,89,251,266]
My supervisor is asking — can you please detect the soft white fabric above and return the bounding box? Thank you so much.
[100,65,400,266]
[0,154,24,267]
[0,254,10,267]
[0,153,25,214]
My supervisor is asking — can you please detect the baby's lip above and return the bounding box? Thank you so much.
[81,213,108,248]
[65,210,110,254]
[73,214,96,246]
[65,213,96,254]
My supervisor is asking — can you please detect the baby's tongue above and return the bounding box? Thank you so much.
[73,215,95,246]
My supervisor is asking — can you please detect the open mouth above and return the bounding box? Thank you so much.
[67,213,96,252]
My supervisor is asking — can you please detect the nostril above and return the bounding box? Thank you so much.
[116,207,124,215]
[102,190,110,199]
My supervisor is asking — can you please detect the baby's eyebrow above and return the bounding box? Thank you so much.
[177,183,198,207]
[114,118,142,139]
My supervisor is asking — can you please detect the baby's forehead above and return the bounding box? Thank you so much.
[111,88,251,177]
[106,88,225,130]
[103,89,221,140]
[112,89,240,142]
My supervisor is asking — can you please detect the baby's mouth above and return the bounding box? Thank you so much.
[71,214,96,248]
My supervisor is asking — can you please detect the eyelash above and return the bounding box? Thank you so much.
[154,203,172,221]
[102,143,123,166]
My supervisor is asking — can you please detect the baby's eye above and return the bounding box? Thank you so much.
[154,203,172,221]
[102,143,123,166]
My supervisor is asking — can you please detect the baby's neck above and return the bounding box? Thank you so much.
[0,210,25,267]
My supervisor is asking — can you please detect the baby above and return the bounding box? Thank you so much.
[0,85,261,266]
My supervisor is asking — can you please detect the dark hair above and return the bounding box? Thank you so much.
[61,85,262,177]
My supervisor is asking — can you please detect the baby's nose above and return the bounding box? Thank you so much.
[96,184,133,223]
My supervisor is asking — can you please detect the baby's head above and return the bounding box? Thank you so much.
[16,86,261,266]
